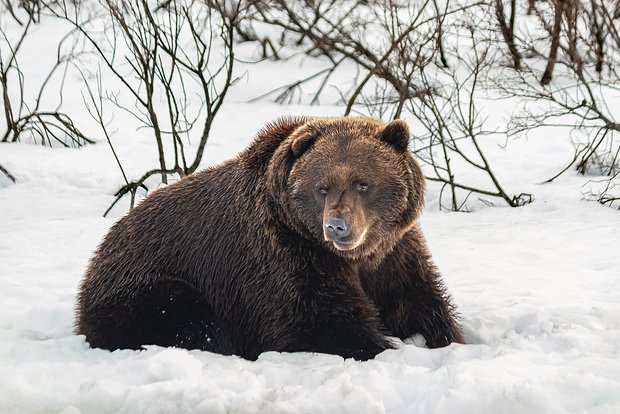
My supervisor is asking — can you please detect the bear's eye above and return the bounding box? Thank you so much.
[356,182,369,192]
[318,187,328,196]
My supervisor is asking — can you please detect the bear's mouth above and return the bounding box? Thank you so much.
[328,229,367,251]
[331,240,358,251]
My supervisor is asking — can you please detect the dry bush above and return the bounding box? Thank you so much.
[1,6,93,148]
[492,0,620,208]
[51,0,244,214]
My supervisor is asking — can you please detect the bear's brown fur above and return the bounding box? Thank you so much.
[75,116,464,360]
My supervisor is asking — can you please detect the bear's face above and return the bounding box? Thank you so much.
[283,118,424,260]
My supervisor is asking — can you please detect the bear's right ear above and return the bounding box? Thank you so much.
[380,119,410,152]
[291,131,317,157]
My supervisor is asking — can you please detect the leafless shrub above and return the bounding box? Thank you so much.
[582,172,620,209]
[494,0,521,69]
[51,0,242,214]
[494,0,620,208]
[1,0,43,25]
[0,9,93,147]
[254,0,443,117]
[410,31,532,210]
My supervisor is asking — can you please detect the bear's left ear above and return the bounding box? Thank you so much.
[291,131,317,158]
[380,119,410,152]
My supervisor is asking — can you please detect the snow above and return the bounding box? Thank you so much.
[2,6,620,414]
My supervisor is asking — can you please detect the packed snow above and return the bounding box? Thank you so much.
[1,5,620,414]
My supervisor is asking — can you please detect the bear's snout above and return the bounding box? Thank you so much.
[324,216,351,240]
[323,213,368,251]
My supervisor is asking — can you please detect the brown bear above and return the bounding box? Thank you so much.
[75,116,464,361]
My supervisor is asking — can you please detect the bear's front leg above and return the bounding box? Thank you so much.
[362,228,464,348]
[290,269,394,360]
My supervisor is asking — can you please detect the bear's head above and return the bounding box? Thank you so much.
[267,117,425,261]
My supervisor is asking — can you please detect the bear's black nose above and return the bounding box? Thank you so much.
[325,217,351,240]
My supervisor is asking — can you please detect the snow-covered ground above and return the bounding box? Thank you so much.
[2,7,620,414]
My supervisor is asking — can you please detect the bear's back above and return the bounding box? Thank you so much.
[81,160,266,307]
